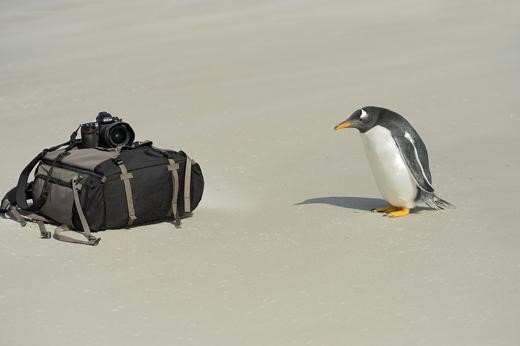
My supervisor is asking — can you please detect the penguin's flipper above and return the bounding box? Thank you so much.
[393,133,434,193]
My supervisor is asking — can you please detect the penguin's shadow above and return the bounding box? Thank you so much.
[295,196,386,211]
[295,196,430,213]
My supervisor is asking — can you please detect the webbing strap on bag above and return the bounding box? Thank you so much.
[118,161,137,226]
[54,225,99,246]
[0,187,17,215]
[36,221,51,239]
[9,208,24,224]
[184,157,194,213]
[1,197,53,238]
[0,200,27,227]
[53,178,100,246]
[18,212,52,238]
[167,159,181,225]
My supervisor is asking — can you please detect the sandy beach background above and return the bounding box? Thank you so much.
[1,1,519,345]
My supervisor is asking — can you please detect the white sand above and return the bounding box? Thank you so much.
[1,1,519,345]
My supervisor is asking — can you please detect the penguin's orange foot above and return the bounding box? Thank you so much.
[371,205,399,213]
[387,207,410,218]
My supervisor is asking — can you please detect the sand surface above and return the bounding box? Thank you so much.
[1,1,519,345]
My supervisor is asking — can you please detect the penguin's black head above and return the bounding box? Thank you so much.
[334,106,380,133]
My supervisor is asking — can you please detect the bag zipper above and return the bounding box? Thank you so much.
[40,159,104,181]
[107,160,189,182]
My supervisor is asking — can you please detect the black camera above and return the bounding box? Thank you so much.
[80,112,135,148]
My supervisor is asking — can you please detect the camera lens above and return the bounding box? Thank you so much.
[109,126,128,145]
[100,122,135,148]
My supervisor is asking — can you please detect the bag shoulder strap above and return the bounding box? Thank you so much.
[14,140,75,213]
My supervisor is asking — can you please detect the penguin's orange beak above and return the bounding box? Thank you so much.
[334,120,354,131]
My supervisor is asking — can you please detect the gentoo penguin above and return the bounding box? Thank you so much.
[334,106,454,217]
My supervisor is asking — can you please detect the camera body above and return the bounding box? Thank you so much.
[81,112,135,148]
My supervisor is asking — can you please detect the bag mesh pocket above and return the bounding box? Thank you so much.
[32,177,74,226]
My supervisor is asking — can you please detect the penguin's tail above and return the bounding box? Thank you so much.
[423,193,455,210]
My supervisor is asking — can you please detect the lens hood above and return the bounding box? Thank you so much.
[101,122,135,147]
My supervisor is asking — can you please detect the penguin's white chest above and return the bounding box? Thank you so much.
[360,126,417,208]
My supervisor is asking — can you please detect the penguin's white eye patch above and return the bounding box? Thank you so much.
[360,109,368,120]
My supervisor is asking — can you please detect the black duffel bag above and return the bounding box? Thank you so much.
[1,140,204,245]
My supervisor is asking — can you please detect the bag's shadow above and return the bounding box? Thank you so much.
[295,196,386,211]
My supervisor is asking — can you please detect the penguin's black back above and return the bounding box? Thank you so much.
[374,107,433,187]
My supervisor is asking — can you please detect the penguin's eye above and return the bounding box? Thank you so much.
[360,109,368,121]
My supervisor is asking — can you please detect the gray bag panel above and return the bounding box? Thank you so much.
[37,164,79,182]
[32,177,74,226]
[44,148,118,171]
